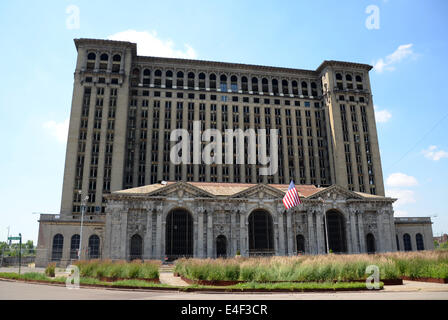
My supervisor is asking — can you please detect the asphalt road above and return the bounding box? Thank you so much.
[1,280,448,300]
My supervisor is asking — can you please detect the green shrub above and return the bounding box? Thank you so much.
[45,263,56,277]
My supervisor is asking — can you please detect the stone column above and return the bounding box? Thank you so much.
[120,211,128,259]
[144,209,153,259]
[376,211,384,252]
[207,211,213,257]
[231,211,237,256]
[316,211,324,254]
[287,210,294,255]
[307,210,315,253]
[240,211,247,256]
[155,210,162,259]
[350,209,359,253]
[198,210,204,258]
[357,212,366,253]
[278,212,285,255]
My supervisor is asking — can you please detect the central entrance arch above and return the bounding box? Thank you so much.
[165,209,193,260]
[216,235,227,258]
[248,209,274,256]
[324,210,347,253]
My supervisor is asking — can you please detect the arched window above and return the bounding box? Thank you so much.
[416,233,424,250]
[209,73,216,89]
[143,69,150,86]
[336,73,342,81]
[187,72,195,89]
[87,52,96,60]
[230,75,238,92]
[130,234,143,260]
[112,54,121,73]
[198,72,206,90]
[296,234,305,253]
[261,78,268,93]
[87,53,96,70]
[165,70,173,88]
[216,235,227,258]
[272,79,279,95]
[220,74,227,92]
[301,81,308,96]
[70,234,80,260]
[356,75,363,90]
[99,54,108,71]
[346,74,352,81]
[241,76,248,92]
[154,69,162,87]
[248,209,274,255]
[366,233,376,253]
[282,79,289,95]
[311,82,317,96]
[131,68,140,87]
[177,71,184,87]
[292,80,298,95]
[51,234,64,261]
[403,233,412,251]
[88,235,100,259]
[252,77,259,92]
[324,210,347,253]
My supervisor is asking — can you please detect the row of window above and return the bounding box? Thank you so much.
[398,233,425,251]
[131,68,321,96]
[51,234,100,261]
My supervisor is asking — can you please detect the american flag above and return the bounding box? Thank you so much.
[282,180,302,210]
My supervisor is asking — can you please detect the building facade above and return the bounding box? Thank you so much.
[36,38,433,267]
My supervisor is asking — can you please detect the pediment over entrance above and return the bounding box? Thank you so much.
[146,181,215,199]
[229,184,285,200]
[307,185,364,201]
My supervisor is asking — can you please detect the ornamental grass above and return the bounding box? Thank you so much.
[174,251,448,282]
[74,259,161,280]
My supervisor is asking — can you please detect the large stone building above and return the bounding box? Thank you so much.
[36,38,433,266]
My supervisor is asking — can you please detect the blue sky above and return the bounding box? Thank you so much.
[0,0,447,243]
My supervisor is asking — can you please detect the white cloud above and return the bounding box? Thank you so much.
[386,172,418,187]
[374,105,392,123]
[108,30,197,59]
[43,118,69,143]
[386,188,416,206]
[422,145,448,161]
[373,43,415,73]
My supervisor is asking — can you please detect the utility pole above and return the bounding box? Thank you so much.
[78,193,89,260]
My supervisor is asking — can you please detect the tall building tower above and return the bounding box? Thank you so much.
[60,38,384,219]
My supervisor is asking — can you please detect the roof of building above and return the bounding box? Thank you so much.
[112,181,386,200]
[74,38,373,75]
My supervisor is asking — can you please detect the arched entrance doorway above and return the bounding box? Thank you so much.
[324,210,347,253]
[216,235,227,258]
[248,209,274,256]
[130,234,143,260]
[366,233,376,253]
[165,209,193,260]
[296,234,305,253]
